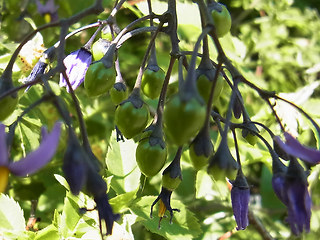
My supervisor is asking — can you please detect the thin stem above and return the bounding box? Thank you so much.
[204,61,223,127]
[166,0,180,55]
[83,24,103,50]
[54,21,102,48]
[113,15,155,45]
[155,56,177,125]
[134,22,165,89]
[275,95,320,140]
[232,128,242,169]
[222,81,238,139]
[116,26,158,48]
[109,0,127,19]
[266,98,285,132]
[61,71,90,150]
[183,26,212,93]
[248,210,275,240]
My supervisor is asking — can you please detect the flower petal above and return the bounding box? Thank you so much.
[272,174,288,205]
[94,193,120,235]
[286,181,311,235]
[274,133,320,164]
[231,187,250,230]
[0,124,9,166]
[59,49,92,92]
[9,122,62,176]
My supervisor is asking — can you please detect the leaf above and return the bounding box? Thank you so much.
[195,170,215,199]
[34,224,59,240]
[17,117,42,156]
[109,189,138,213]
[59,192,82,238]
[54,174,70,191]
[105,130,140,194]
[130,196,202,240]
[0,193,25,238]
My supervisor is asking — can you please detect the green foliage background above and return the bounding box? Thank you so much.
[1,0,320,239]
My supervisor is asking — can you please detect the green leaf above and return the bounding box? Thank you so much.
[109,189,138,213]
[130,196,202,240]
[106,130,140,194]
[195,170,215,199]
[59,192,82,237]
[17,117,42,155]
[0,193,25,238]
[54,174,70,191]
[34,224,59,240]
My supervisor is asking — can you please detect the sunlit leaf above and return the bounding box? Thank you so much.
[130,196,202,240]
[0,194,25,238]
[106,130,140,194]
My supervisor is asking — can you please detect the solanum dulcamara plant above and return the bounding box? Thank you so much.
[1,0,320,239]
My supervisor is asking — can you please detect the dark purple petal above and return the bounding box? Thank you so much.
[60,49,92,92]
[286,181,311,235]
[0,124,9,166]
[9,122,61,176]
[272,174,288,205]
[94,193,120,235]
[274,132,320,164]
[231,187,250,230]
[62,134,88,195]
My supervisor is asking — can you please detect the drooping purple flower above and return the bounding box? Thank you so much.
[0,121,61,192]
[230,173,250,230]
[274,132,320,165]
[271,153,288,204]
[85,164,120,236]
[62,130,88,195]
[284,158,311,235]
[286,177,311,235]
[94,193,120,236]
[272,156,311,236]
[60,48,92,92]
[35,0,59,22]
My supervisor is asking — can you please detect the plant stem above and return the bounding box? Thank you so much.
[134,22,165,89]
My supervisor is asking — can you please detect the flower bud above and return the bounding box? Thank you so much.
[207,138,239,180]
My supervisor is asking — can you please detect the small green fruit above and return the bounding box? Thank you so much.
[210,3,232,38]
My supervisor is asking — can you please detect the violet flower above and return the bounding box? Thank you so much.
[150,187,180,229]
[274,132,320,165]
[285,158,311,235]
[88,168,120,236]
[35,0,59,22]
[272,156,311,236]
[0,122,61,192]
[60,48,92,92]
[230,172,250,230]
[94,193,120,236]
[62,131,88,195]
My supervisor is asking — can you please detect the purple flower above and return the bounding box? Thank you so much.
[272,173,288,205]
[62,131,88,195]
[0,122,61,192]
[94,193,120,236]
[272,157,311,236]
[274,132,320,165]
[286,178,311,235]
[230,173,250,230]
[35,0,59,22]
[60,48,92,92]
[150,187,180,229]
